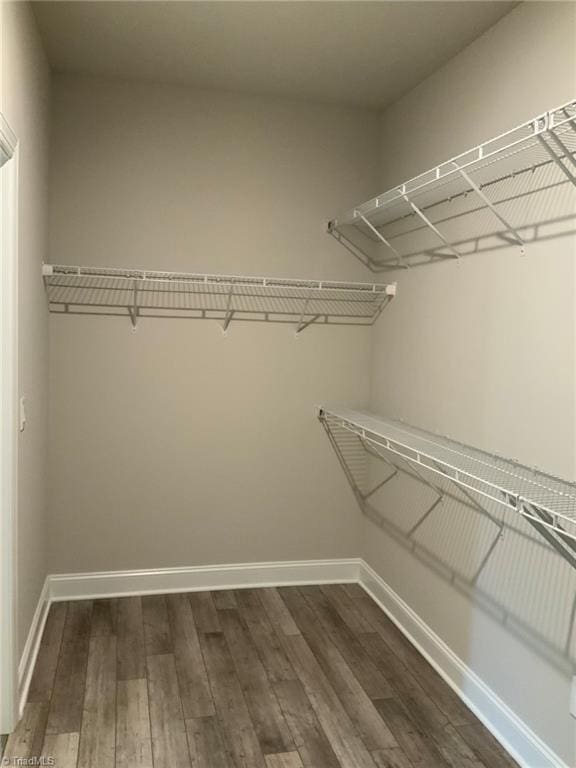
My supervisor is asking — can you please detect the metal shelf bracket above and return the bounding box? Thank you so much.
[328,99,576,270]
[43,264,397,332]
[319,407,576,566]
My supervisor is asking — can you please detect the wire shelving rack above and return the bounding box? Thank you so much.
[43,264,396,332]
[328,99,576,270]
[319,407,576,544]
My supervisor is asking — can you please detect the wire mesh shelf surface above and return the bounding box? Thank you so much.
[328,100,576,270]
[43,264,397,332]
[319,407,576,542]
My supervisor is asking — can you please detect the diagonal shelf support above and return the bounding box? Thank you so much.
[327,100,576,268]
[296,314,321,334]
[318,408,576,569]
[43,264,396,330]
[547,130,576,171]
[537,134,576,186]
[222,285,235,332]
[452,163,525,253]
[327,224,381,272]
[127,279,139,330]
[356,213,408,269]
[402,190,462,259]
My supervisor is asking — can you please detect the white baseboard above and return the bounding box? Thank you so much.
[17,577,50,717]
[359,561,567,768]
[17,557,564,768]
[48,558,363,601]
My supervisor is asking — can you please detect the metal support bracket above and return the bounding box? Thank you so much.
[128,280,139,331]
[402,190,461,259]
[547,130,576,171]
[357,213,408,269]
[537,134,576,186]
[328,225,381,272]
[362,469,398,501]
[222,285,235,333]
[452,162,525,253]
[296,291,320,334]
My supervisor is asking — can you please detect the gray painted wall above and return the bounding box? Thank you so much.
[47,77,380,573]
[1,1,50,659]
[365,3,576,764]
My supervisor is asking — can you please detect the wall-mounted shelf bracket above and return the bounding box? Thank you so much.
[43,264,397,333]
[401,190,462,259]
[127,280,139,331]
[319,407,576,568]
[328,99,576,271]
[451,162,525,253]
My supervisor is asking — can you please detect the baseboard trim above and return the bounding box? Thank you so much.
[17,557,564,767]
[48,558,363,601]
[359,561,567,768]
[17,577,50,717]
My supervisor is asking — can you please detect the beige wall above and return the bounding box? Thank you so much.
[366,2,576,764]
[1,1,50,658]
[47,77,380,573]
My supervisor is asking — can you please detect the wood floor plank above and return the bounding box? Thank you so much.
[147,653,191,768]
[46,640,88,734]
[456,723,518,768]
[21,586,518,768]
[371,747,415,768]
[116,679,153,768]
[300,586,392,700]
[3,702,48,760]
[321,585,374,634]
[200,630,267,768]
[27,603,68,703]
[431,724,486,768]
[117,597,146,681]
[341,583,367,601]
[218,608,295,755]
[189,591,221,632]
[355,596,474,727]
[279,588,396,752]
[46,601,93,734]
[213,590,238,609]
[279,633,377,768]
[273,679,341,768]
[142,595,173,655]
[186,716,234,768]
[63,599,94,642]
[41,732,80,768]
[78,634,117,768]
[373,698,448,768]
[166,593,215,718]
[91,598,118,637]
[234,589,297,684]
[359,633,447,733]
[265,751,304,767]
[259,588,301,637]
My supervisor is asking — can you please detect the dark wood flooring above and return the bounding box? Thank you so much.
[4,584,519,768]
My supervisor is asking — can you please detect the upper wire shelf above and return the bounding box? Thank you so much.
[43,264,396,333]
[319,407,576,544]
[328,100,576,271]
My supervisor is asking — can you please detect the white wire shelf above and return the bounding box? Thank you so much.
[319,407,576,544]
[43,264,396,333]
[328,99,576,270]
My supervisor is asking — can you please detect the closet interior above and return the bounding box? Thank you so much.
[2,2,576,767]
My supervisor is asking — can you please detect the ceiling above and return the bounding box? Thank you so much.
[32,1,518,110]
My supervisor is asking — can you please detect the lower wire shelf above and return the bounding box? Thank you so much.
[43,264,396,332]
[319,407,576,546]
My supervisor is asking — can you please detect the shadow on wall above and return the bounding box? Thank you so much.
[333,114,576,272]
[323,421,576,676]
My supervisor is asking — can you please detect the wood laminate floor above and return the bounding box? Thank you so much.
[4,584,519,768]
